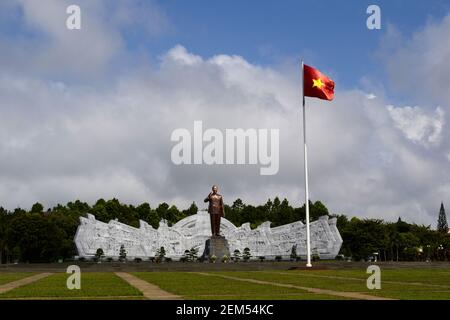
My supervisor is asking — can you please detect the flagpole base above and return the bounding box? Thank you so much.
[306,263,312,268]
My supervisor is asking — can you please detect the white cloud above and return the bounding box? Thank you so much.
[1,0,170,80]
[4,0,122,78]
[380,14,450,105]
[111,0,172,37]
[165,45,203,65]
[0,44,446,226]
[387,105,445,146]
[0,3,449,227]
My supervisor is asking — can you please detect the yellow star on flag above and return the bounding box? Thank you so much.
[312,78,324,89]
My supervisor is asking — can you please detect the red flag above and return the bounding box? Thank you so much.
[303,64,335,101]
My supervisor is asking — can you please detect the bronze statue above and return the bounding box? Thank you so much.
[204,185,225,237]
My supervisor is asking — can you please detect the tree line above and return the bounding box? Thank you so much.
[0,198,448,263]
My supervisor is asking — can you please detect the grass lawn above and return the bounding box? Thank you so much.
[304,268,450,285]
[0,272,143,299]
[212,268,450,300]
[0,273,36,286]
[0,267,448,300]
[132,272,344,300]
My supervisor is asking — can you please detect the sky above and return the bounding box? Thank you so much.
[0,0,449,227]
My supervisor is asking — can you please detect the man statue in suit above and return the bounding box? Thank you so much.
[204,185,225,237]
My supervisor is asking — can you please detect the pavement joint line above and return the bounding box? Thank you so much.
[0,296,145,300]
[0,273,53,294]
[266,271,450,289]
[195,272,396,300]
[115,272,183,300]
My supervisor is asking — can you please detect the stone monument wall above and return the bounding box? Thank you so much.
[74,211,342,260]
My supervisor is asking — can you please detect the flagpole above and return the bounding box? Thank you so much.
[302,60,312,268]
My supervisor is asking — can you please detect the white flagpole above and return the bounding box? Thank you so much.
[302,60,312,268]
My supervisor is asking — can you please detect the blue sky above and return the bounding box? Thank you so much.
[2,0,448,91]
[133,0,450,90]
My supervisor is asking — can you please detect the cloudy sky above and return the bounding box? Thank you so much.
[0,0,449,226]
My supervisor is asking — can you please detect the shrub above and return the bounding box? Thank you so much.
[119,245,127,262]
[243,248,251,262]
[182,250,190,262]
[134,257,142,263]
[233,249,241,262]
[155,247,166,263]
[275,255,282,262]
[290,245,298,261]
[335,254,344,261]
[188,247,199,262]
[221,255,229,263]
[210,255,217,263]
[95,248,104,262]
[258,256,265,262]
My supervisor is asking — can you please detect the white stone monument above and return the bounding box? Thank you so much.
[74,211,342,260]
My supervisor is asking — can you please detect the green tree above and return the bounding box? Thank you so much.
[290,245,298,261]
[181,250,190,262]
[232,199,245,212]
[4,196,448,264]
[183,202,198,217]
[340,218,385,261]
[0,207,9,263]
[47,212,78,259]
[233,249,241,262]
[66,200,91,215]
[167,205,181,224]
[310,201,329,220]
[332,214,349,232]
[31,203,44,213]
[398,232,421,260]
[95,248,104,262]
[275,199,294,227]
[155,246,166,262]
[155,203,170,224]
[12,246,21,263]
[242,247,251,261]
[396,217,410,233]
[242,205,258,228]
[119,245,127,262]
[6,213,64,262]
[136,203,159,228]
[226,199,245,226]
[188,247,199,262]
[437,203,448,233]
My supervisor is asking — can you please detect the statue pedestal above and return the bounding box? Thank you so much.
[202,236,230,261]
